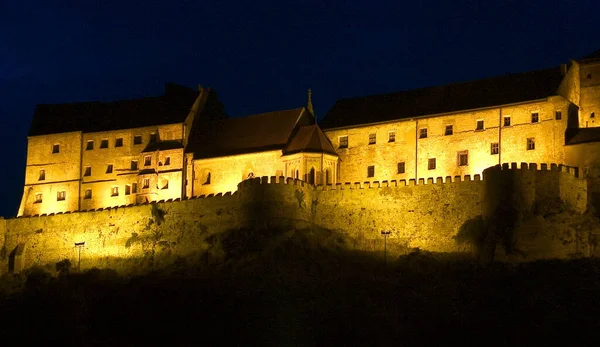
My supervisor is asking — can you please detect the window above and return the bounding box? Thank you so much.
[164,157,171,166]
[162,180,169,189]
[38,170,45,181]
[428,158,436,170]
[367,165,375,178]
[134,135,142,145]
[143,178,150,189]
[115,138,123,147]
[111,187,119,197]
[555,111,562,120]
[531,112,539,123]
[339,136,348,148]
[491,142,499,155]
[100,139,108,148]
[52,144,60,154]
[86,140,94,150]
[125,185,131,195]
[397,162,405,174]
[587,73,592,79]
[419,128,428,139]
[445,125,453,136]
[57,191,66,201]
[476,120,484,131]
[527,138,535,150]
[457,151,468,166]
[504,116,511,127]
[131,160,138,170]
[132,183,137,193]
[35,193,42,203]
[592,112,596,119]
[150,133,158,143]
[204,172,211,185]
[388,132,396,142]
[84,189,92,199]
[106,164,113,174]
[369,133,376,145]
[144,156,151,166]
[84,166,91,176]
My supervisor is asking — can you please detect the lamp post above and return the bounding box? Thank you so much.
[381,231,392,266]
[75,242,85,272]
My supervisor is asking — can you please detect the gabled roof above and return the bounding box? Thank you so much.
[283,124,337,156]
[321,67,564,129]
[29,83,199,136]
[187,107,313,159]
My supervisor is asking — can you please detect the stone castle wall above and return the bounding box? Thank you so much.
[0,164,589,274]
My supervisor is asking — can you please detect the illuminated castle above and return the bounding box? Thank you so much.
[17,50,600,217]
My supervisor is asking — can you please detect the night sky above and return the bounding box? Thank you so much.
[1,0,598,217]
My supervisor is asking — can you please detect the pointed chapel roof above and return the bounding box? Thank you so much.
[283,124,337,156]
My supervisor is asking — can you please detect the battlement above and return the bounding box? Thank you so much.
[489,162,581,178]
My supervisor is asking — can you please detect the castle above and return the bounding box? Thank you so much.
[2,49,600,273]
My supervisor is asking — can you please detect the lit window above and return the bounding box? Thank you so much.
[84,189,92,199]
[111,187,119,196]
[476,120,484,131]
[144,156,151,166]
[84,166,91,176]
[164,157,171,166]
[150,133,158,143]
[134,135,142,145]
[106,164,113,174]
[367,165,375,178]
[115,138,123,147]
[204,172,211,185]
[125,185,131,195]
[339,136,348,148]
[491,143,499,155]
[527,138,535,150]
[100,139,108,148]
[86,140,94,150]
[428,158,436,170]
[419,128,428,139]
[131,160,138,170]
[531,112,539,123]
[445,125,453,136]
[555,111,562,120]
[369,133,376,145]
[457,151,468,166]
[57,191,66,201]
[52,144,60,154]
[388,132,395,142]
[132,183,138,193]
[143,178,150,189]
[38,170,45,181]
[397,162,405,174]
[504,116,511,127]
[35,193,42,203]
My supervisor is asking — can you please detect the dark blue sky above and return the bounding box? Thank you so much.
[1,0,598,216]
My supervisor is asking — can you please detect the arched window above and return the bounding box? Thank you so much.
[308,167,315,185]
[326,168,332,185]
[295,170,299,179]
[247,172,254,179]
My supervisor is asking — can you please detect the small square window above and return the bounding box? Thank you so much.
[504,116,511,127]
[86,140,94,150]
[143,178,150,189]
[150,133,158,143]
[476,120,484,131]
[367,165,375,178]
[164,157,171,166]
[397,162,405,174]
[531,112,539,123]
[134,135,142,145]
[115,138,123,147]
[131,160,138,170]
[38,170,45,181]
[106,164,113,174]
[57,191,66,201]
[388,132,396,143]
[445,125,453,136]
[368,133,376,145]
[457,151,468,166]
[125,185,131,195]
[84,189,92,199]
[592,112,596,119]
[35,193,43,203]
[100,139,109,148]
[132,183,138,193]
[527,138,535,150]
[555,111,562,120]
[144,156,151,166]
[419,128,428,139]
[52,144,60,154]
[428,158,436,170]
[84,166,91,176]
[339,136,348,148]
[491,143,499,155]
[111,187,119,197]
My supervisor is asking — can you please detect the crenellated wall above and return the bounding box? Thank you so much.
[0,163,590,274]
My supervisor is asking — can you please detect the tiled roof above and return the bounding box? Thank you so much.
[283,124,337,156]
[29,84,199,136]
[187,108,313,159]
[320,67,564,129]
[566,127,600,145]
